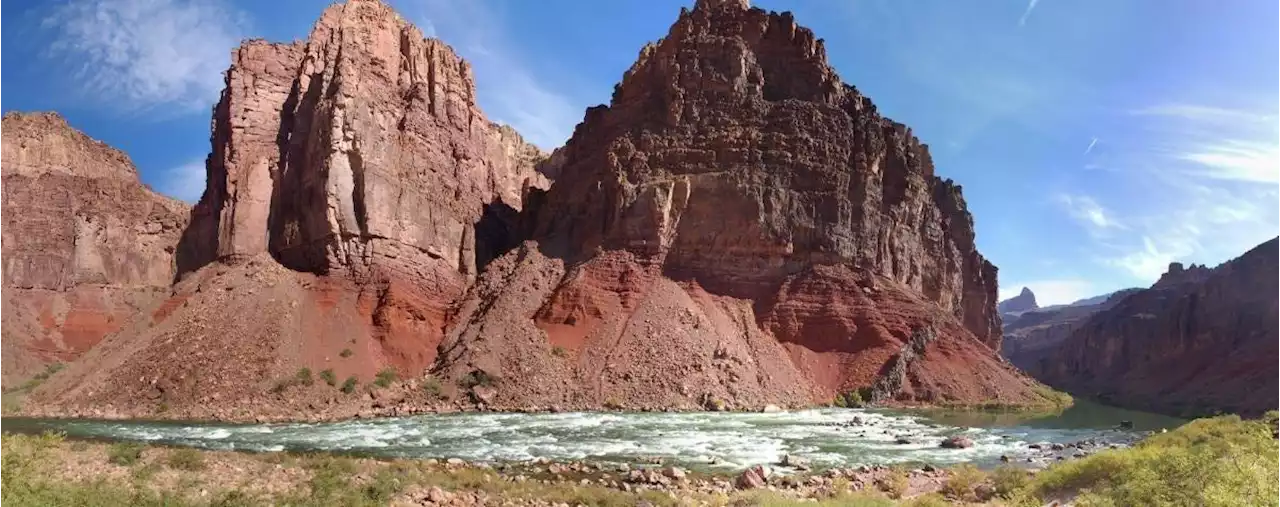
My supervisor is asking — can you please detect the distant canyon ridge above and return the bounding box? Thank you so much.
[3,0,1273,421]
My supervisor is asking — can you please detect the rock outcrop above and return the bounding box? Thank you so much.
[1036,238,1279,417]
[1001,289,1138,377]
[22,0,1058,417]
[1,112,189,387]
[433,0,1051,410]
[27,0,545,416]
[997,287,1038,315]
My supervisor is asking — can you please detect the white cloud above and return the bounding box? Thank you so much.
[43,0,248,113]
[998,279,1094,306]
[1018,0,1041,27]
[1175,139,1279,184]
[403,0,580,150]
[1056,193,1122,231]
[154,158,207,203]
[1104,235,1198,281]
[1130,104,1277,124]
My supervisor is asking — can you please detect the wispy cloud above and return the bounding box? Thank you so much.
[154,158,207,203]
[1018,0,1041,27]
[1130,104,1277,124]
[1056,193,1122,232]
[42,0,249,113]
[405,0,581,150]
[998,279,1094,306]
[1083,137,1098,155]
[1130,102,1279,184]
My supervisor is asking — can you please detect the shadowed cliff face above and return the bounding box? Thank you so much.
[433,0,1050,411]
[1034,238,1279,417]
[1,112,189,386]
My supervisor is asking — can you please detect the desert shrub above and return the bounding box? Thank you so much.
[296,368,314,386]
[991,465,1031,498]
[1028,413,1279,506]
[940,463,986,501]
[340,376,359,394]
[459,370,494,389]
[878,468,910,499]
[373,368,398,388]
[320,369,337,387]
[551,346,568,358]
[107,442,145,466]
[165,447,205,471]
[422,376,444,399]
[339,348,354,358]
[903,493,950,507]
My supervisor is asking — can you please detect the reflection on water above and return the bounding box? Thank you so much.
[0,403,1178,471]
[910,399,1185,432]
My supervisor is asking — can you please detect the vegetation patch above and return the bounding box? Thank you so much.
[339,348,354,358]
[107,442,146,466]
[373,368,398,388]
[421,376,444,399]
[319,369,337,387]
[340,376,359,394]
[166,447,206,471]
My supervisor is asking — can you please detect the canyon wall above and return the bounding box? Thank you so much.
[1036,239,1279,417]
[1,112,189,386]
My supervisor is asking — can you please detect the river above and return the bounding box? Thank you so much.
[1,400,1183,471]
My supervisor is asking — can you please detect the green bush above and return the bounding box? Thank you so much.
[373,368,398,388]
[991,465,1031,498]
[339,348,354,358]
[296,368,314,386]
[165,448,205,471]
[833,388,867,408]
[320,369,337,387]
[107,442,145,466]
[1028,413,1279,506]
[940,463,986,501]
[340,376,358,394]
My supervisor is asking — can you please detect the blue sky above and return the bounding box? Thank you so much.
[3,0,1277,304]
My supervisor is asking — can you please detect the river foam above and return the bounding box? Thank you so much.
[4,408,1151,470]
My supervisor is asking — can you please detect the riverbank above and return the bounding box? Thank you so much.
[4,411,1276,506]
[0,432,1045,506]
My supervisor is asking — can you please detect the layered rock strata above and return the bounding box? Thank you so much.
[433,0,1049,409]
[1,112,189,386]
[1037,238,1279,417]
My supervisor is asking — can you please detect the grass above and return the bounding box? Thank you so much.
[340,376,358,394]
[166,447,206,471]
[373,368,397,388]
[107,442,145,466]
[1025,411,1279,507]
[319,369,337,387]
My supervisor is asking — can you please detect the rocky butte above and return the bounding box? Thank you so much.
[20,0,1059,420]
[434,0,1053,410]
[1,112,189,387]
[24,0,545,420]
[1035,238,1279,417]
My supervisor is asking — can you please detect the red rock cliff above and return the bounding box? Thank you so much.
[1,112,189,386]
[1039,238,1279,417]
[434,0,1047,410]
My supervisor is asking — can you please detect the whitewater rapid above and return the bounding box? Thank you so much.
[3,408,1162,470]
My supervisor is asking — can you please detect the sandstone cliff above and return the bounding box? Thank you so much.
[1037,238,1279,417]
[27,0,545,418]
[1,112,189,387]
[433,0,1049,410]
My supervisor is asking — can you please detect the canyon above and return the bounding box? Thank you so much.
[4,0,1055,420]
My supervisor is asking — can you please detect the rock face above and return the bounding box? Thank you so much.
[1,112,189,386]
[997,287,1038,315]
[1001,289,1138,377]
[28,0,545,417]
[175,0,547,371]
[1036,238,1279,417]
[434,0,1050,410]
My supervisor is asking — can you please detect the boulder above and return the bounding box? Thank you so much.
[940,436,974,449]
[736,465,770,490]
